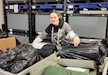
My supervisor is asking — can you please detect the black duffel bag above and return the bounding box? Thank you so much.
[59,39,107,65]
[37,43,57,58]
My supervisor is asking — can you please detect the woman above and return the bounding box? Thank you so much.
[32,11,80,49]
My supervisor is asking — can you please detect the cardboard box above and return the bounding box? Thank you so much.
[0,36,21,52]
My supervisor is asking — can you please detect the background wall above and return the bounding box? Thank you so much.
[0,0,4,29]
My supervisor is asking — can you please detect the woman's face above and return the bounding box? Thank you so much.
[50,13,59,26]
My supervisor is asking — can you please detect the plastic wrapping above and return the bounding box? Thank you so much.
[0,44,42,73]
[59,40,106,65]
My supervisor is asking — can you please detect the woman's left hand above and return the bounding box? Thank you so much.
[73,36,80,47]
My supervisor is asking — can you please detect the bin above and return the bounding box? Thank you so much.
[29,52,97,75]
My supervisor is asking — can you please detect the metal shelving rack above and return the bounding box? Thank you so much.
[28,0,35,43]
[3,0,36,43]
[3,0,108,43]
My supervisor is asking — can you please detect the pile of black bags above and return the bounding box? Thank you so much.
[0,38,106,73]
[0,43,57,74]
[0,44,42,73]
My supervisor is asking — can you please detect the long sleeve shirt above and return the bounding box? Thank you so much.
[32,19,77,48]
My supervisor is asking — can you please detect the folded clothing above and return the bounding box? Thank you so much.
[42,65,91,75]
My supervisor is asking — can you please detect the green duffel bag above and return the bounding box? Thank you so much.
[42,65,91,75]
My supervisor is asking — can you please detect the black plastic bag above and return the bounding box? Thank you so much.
[0,29,8,38]
[38,44,57,58]
[0,49,16,70]
[9,44,42,73]
[0,44,42,74]
[59,40,107,65]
